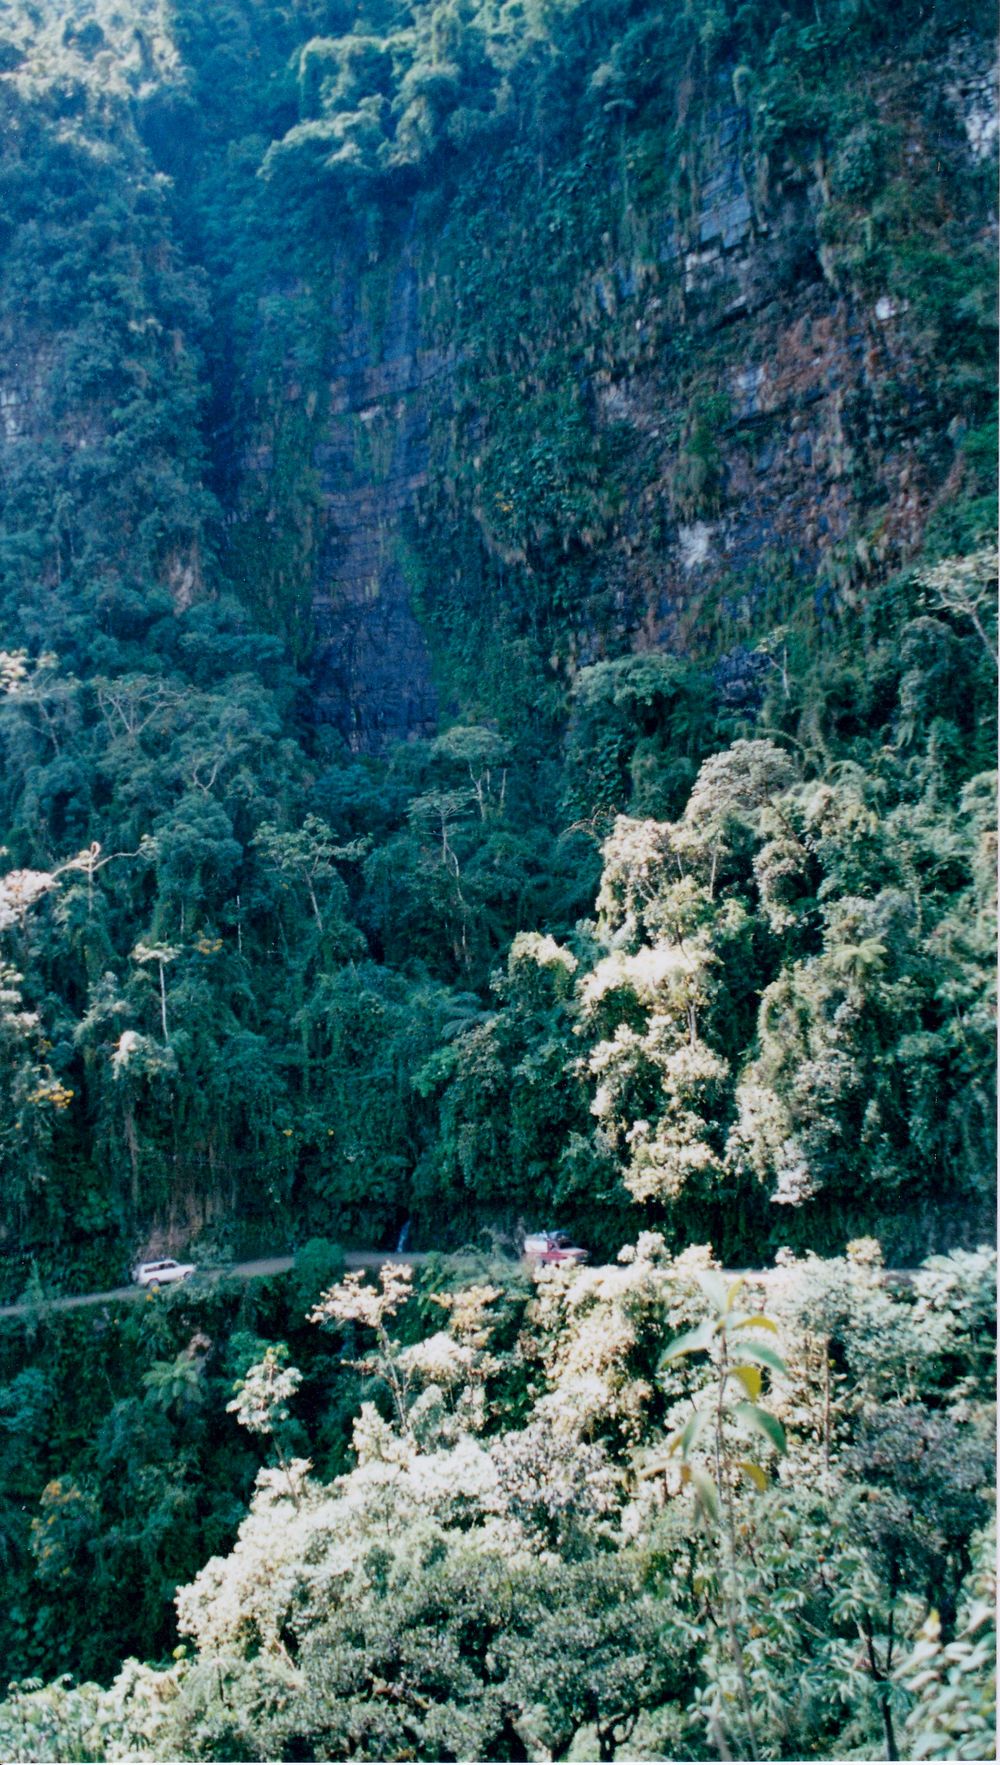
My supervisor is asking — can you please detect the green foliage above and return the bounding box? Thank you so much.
[899,1518,997,1762]
[3,1241,993,1761]
[290,1236,346,1315]
[0,0,994,1731]
[563,653,720,824]
[655,1274,788,1758]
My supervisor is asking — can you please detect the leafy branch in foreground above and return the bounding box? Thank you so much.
[310,1262,415,1432]
[653,1272,788,1762]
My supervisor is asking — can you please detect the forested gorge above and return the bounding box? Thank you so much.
[0,0,995,1756]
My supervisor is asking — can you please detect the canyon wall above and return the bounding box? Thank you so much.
[217,30,996,747]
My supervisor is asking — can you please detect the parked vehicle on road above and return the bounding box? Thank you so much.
[522,1231,588,1266]
[132,1258,196,1290]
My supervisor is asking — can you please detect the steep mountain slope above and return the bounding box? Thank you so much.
[0,0,995,1288]
[0,9,995,1725]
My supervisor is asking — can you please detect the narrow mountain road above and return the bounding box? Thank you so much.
[0,1251,435,1321]
[0,1253,916,1321]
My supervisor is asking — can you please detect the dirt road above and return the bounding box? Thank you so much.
[0,1252,916,1322]
[0,1251,435,1320]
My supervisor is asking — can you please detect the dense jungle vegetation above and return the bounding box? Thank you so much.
[0,0,995,1756]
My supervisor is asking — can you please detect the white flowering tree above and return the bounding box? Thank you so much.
[310,1262,416,1431]
[0,1241,994,1762]
[574,811,739,1210]
[227,1344,304,1505]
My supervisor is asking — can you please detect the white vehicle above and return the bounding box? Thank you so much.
[132,1258,196,1290]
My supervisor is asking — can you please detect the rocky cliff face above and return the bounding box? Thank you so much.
[0,69,211,654]
[0,8,993,751]
[200,25,998,747]
[624,46,998,646]
[311,247,446,750]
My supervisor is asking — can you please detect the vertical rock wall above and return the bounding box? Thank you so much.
[230,37,995,744]
[310,247,450,750]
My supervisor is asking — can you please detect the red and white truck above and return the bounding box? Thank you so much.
[522,1231,588,1266]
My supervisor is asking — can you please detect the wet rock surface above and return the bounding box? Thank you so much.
[228,40,994,739]
[310,251,449,752]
